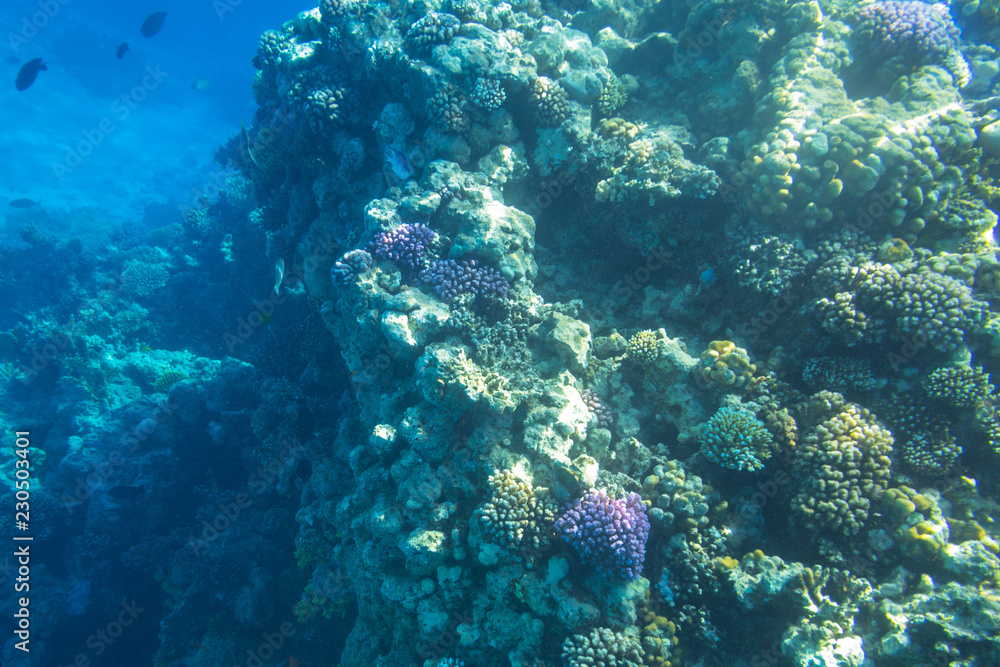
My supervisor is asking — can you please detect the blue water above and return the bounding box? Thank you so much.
[2,0,310,235]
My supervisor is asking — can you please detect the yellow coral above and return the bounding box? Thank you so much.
[877,237,913,263]
[698,340,756,389]
[597,117,639,140]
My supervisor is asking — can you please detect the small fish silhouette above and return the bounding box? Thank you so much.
[116,42,129,59]
[140,11,167,38]
[15,58,46,91]
[9,198,39,208]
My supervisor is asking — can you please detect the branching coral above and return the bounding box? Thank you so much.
[556,489,650,580]
[476,469,557,549]
[699,406,773,471]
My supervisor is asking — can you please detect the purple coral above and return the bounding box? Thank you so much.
[417,258,509,301]
[583,389,614,428]
[368,222,437,271]
[856,1,960,61]
[331,249,372,285]
[555,489,649,580]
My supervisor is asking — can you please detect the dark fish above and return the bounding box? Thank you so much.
[15,58,46,91]
[116,42,129,59]
[140,11,167,38]
[384,146,413,181]
[9,198,38,208]
[109,484,145,500]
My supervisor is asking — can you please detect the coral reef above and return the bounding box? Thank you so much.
[854,1,969,84]
[529,76,571,127]
[470,77,506,111]
[18,0,1000,666]
[922,365,993,407]
[697,341,756,390]
[368,222,438,271]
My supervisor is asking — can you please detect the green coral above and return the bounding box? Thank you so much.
[923,365,993,407]
[598,74,628,116]
[699,406,773,472]
[643,460,720,531]
[626,330,661,364]
[792,392,894,537]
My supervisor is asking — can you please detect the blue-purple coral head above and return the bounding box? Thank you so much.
[417,258,510,301]
[856,1,960,60]
[332,249,373,286]
[555,489,650,580]
[368,222,436,271]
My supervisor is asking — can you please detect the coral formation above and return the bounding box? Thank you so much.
[922,365,993,407]
[699,406,773,471]
[529,76,571,127]
[597,74,628,116]
[417,258,510,301]
[368,222,437,271]
[802,357,880,393]
[562,627,644,667]
[698,341,756,390]
[555,489,650,580]
[476,469,556,549]
[331,249,373,286]
[626,330,660,365]
[792,392,894,537]
[120,259,170,297]
[405,12,461,52]
[470,77,506,111]
[427,85,471,134]
[854,1,969,84]
[582,388,614,429]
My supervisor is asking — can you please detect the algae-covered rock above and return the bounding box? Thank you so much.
[449,175,537,283]
[874,580,1000,662]
[539,311,591,370]
[402,527,449,576]
[523,372,591,466]
[379,288,451,358]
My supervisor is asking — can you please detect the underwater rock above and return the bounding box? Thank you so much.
[539,312,591,370]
